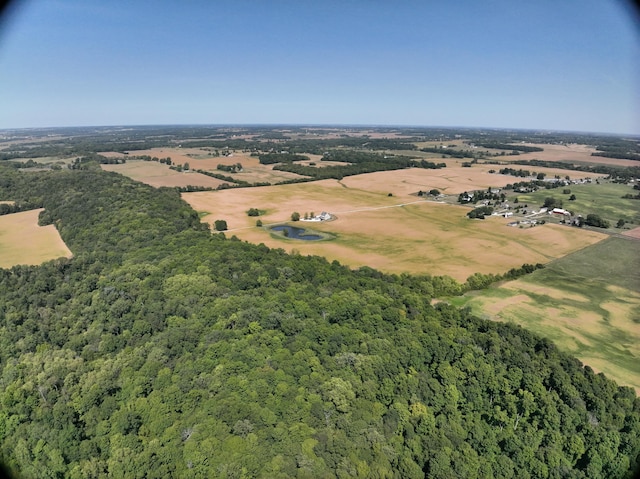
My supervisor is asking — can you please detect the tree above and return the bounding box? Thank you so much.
[214,219,228,231]
[247,208,260,217]
[291,212,300,221]
[467,206,493,219]
[543,197,562,209]
[429,189,440,196]
[616,219,625,228]
[256,219,263,227]
[569,194,576,201]
[585,214,609,228]
[537,172,546,180]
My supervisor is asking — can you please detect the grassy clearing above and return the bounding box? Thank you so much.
[0,209,73,268]
[516,182,640,226]
[454,237,640,393]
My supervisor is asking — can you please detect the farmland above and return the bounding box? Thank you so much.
[183,170,607,281]
[513,143,640,167]
[515,181,640,227]
[109,149,310,185]
[101,160,228,189]
[0,208,73,268]
[451,237,640,392]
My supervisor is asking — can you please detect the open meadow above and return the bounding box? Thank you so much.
[450,237,640,393]
[0,209,73,268]
[183,169,607,281]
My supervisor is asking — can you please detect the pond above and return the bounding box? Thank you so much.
[270,225,323,241]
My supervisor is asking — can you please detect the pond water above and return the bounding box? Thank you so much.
[271,225,323,241]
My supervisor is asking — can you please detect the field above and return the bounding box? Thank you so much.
[122,148,309,184]
[0,209,73,268]
[113,147,609,190]
[515,181,640,226]
[100,160,228,188]
[183,169,607,281]
[514,143,639,167]
[340,165,603,195]
[451,237,640,393]
[415,141,638,167]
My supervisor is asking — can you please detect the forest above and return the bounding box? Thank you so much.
[0,161,639,478]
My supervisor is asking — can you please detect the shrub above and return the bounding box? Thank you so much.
[214,219,228,231]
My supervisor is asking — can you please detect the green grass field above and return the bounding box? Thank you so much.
[452,236,640,392]
[515,181,640,227]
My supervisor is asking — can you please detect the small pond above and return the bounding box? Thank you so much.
[270,225,323,241]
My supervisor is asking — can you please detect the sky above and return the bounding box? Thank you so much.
[0,0,638,134]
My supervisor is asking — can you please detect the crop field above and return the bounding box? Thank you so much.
[339,166,603,196]
[515,181,640,226]
[123,149,309,184]
[183,170,607,281]
[507,143,639,167]
[100,160,228,188]
[414,141,637,167]
[451,237,640,393]
[0,209,73,268]
[123,147,216,164]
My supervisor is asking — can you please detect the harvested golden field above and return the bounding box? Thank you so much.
[413,141,636,167]
[508,143,638,167]
[339,166,601,196]
[183,173,607,281]
[185,152,308,184]
[100,161,227,188]
[122,149,309,184]
[124,147,215,164]
[0,209,72,268]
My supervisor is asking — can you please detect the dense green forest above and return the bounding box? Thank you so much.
[0,163,639,478]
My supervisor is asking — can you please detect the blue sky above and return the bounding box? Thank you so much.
[0,0,638,134]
